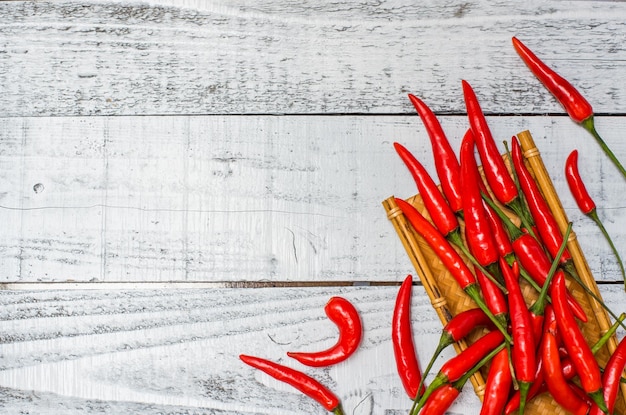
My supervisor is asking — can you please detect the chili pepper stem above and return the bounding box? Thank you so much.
[465,284,513,343]
[332,404,345,415]
[518,382,531,415]
[507,197,538,241]
[581,116,626,182]
[413,334,452,403]
[587,209,626,291]
[411,373,447,415]
[447,230,508,293]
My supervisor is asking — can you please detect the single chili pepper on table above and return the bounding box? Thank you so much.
[480,347,512,415]
[511,36,626,181]
[565,149,626,290]
[415,307,494,400]
[394,197,512,343]
[462,79,536,236]
[287,296,362,367]
[407,93,463,214]
[550,271,608,413]
[412,330,505,414]
[239,354,345,415]
[500,259,536,415]
[394,142,505,291]
[391,275,424,400]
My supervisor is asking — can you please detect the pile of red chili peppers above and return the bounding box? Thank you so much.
[238,37,626,415]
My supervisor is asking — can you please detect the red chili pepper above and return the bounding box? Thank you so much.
[417,383,459,415]
[287,296,362,367]
[512,36,626,181]
[565,150,626,287]
[480,347,512,415]
[540,331,590,415]
[391,275,424,399]
[459,129,500,269]
[462,80,518,205]
[417,330,505,404]
[511,137,573,265]
[473,265,508,325]
[550,272,607,412]
[483,199,514,258]
[395,197,512,342]
[589,336,626,415]
[394,142,458,236]
[512,37,592,124]
[512,234,587,322]
[240,354,344,414]
[500,259,535,414]
[407,94,463,214]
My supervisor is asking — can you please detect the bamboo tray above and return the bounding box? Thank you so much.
[383,130,626,414]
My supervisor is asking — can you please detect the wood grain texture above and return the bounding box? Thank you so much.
[1,1,626,116]
[1,115,625,283]
[0,285,622,414]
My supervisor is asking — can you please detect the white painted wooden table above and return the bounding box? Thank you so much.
[1,1,626,414]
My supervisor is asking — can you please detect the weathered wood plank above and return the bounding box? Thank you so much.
[1,1,626,116]
[0,285,622,414]
[1,115,625,283]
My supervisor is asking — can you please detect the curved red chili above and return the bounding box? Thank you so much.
[566,149,626,288]
[394,142,459,236]
[511,137,572,265]
[473,266,508,325]
[512,37,592,124]
[480,347,512,415]
[391,275,423,399]
[541,331,590,415]
[395,197,512,342]
[240,354,344,414]
[462,80,518,205]
[459,129,500,268]
[407,94,463,214]
[287,296,362,367]
[483,199,513,258]
[550,272,607,412]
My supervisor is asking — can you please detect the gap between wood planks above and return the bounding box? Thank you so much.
[0,280,401,290]
[0,280,621,291]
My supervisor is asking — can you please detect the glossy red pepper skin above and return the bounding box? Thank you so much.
[444,308,493,343]
[462,80,518,205]
[395,198,475,290]
[512,37,593,124]
[480,347,512,415]
[565,149,596,215]
[459,130,499,267]
[541,331,591,415]
[551,272,606,411]
[408,94,463,214]
[288,296,362,367]
[473,266,508,320]
[419,384,460,415]
[438,330,504,382]
[394,142,459,236]
[511,137,573,264]
[483,199,514,258]
[512,234,587,322]
[501,260,535,381]
[240,354,343,413]
[391,275,424,399]
[589,336,626,415]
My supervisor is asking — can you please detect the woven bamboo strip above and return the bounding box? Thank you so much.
[517,129,626,408]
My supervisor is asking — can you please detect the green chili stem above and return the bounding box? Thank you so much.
[581,117,626,182]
